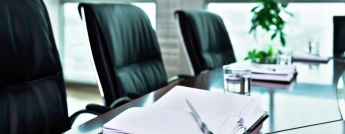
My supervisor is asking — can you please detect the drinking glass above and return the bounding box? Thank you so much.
[223,66,251,94]
[276,54,292,65]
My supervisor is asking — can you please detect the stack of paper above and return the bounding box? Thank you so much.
[292,51,330,63]
[252,80,295,90]
[102,86,267,134]
[228,62,296,82]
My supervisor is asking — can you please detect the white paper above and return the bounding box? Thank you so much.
[292,51,330,62]
[103,107,243,134]
[149,86,262,119]
[103,86,264,134]
[228,62,296,82]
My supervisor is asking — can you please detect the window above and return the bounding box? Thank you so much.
[62,2,156,84]
[208,3,345,61]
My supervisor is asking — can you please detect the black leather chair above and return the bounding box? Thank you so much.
[0,0,97,133]
[78,4,189,113]
[175,10,237,75]
[333,16,345,56]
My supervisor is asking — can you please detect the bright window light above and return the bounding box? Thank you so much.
[208,3,345,61]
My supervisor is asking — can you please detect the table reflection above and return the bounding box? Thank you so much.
[199,60,342,133]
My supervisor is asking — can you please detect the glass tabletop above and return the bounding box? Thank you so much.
[65,60,345,134]
[181,61,342,133]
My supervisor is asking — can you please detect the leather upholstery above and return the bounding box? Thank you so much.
[333,16,345,55]
[79,4,168,107]
[175,10,236,75]
[0,0,69,133]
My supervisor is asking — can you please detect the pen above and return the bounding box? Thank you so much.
[186,99,213,134]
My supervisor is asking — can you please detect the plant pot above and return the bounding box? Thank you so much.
[252,56,277,64]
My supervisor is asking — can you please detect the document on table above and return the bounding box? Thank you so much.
[102,86,267,134]
[292,51,330,63]
[228,62,296,82]
[103,108,244,134]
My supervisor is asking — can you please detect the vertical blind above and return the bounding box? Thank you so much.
[156,0,205,77]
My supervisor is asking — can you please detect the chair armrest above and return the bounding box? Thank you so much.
[85,96,134,115]
[85,96,135,116]
[69,109,100,126]
[110,96,133,108]
[167,74,193,83]
[199,68,212,74]
[86,104,112,114]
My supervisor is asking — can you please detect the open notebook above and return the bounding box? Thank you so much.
[102,86,268,134]
[228,62,296,82]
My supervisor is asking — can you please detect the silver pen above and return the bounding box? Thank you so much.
[186,99,213,134]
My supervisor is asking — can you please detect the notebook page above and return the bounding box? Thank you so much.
[149,86,262,119]
[103,107,242,134]
[239,96,263,119]
[245,108,264,129]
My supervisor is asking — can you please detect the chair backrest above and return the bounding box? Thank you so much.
[333,16,345,56]
[79,4,168,107]
[175,10,236,75]
[0,0,69,133]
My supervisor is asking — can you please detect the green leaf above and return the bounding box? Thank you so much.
[249,25,257,33]
[278,50,283,54]
[251,6,260,12]
[281,3,288,8]
[249,0,293,47]
[280,34,286,47]
[268,45,274,56]
[245,49,259,60]
[257,51,268,59]
[285,11,294,17]
[271,32,277,40]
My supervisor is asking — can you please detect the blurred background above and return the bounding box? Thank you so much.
[44,0,345,84]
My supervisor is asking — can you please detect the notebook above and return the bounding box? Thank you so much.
[292,51,330,63]
[252,80,295,90]
[228,62,296,82]
[102,86,268,134]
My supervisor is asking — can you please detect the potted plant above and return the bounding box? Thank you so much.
[244,0,293,63]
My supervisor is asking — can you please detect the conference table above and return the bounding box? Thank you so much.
[65,59,345,134]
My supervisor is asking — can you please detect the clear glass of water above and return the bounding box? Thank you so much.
[223,66,251,94]
[276,54,292,65]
